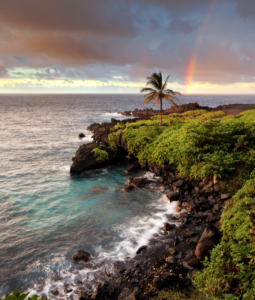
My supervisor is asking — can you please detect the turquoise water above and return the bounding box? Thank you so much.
[0,94,254,297]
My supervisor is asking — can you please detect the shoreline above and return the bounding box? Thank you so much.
[67,102,250,299]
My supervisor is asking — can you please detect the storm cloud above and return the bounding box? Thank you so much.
[0,0,254,90]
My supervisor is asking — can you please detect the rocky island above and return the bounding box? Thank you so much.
[68,103,255,300]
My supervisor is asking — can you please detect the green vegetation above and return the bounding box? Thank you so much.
[140,71,181,126]
[91,147,109,161]
[109,109,255,180]
[193,177,255,299]
[109,108,255,299]
[0,290,40,300]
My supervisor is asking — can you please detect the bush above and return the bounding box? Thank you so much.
[193,178,255,299]
[91,148,109,161]
[109,109,255,179]
[0,290,40,300]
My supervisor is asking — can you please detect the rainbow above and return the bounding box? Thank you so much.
[185,0,218,94]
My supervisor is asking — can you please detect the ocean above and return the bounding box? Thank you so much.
[0,94,254,297]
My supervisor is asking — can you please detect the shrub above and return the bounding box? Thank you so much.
[0,290,40,300]
[91,148,109,161]
[109,109,255,179]
[193,178,255,299]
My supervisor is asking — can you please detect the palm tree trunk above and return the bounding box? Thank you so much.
[160,96,162,126]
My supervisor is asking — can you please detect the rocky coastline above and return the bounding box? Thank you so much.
[68,103,255,300]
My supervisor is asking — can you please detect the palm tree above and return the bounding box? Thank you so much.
[140,71,181,126]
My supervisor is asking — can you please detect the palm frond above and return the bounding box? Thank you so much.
[142,92,158,106]
[163,93,180,103]
[140,87,157,93]
[163,95,178,107]
[153,97,161,108]
[145,79,160,90]
[161,75,170,92]
[164,89,182,96]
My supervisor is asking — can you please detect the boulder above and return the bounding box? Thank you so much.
[148,164,163,175]
[214,183,221,192]
[195,237,216,261]
[123,185,134,192]
[173,179,184,187]
[70,142,127,174]
[166,192,180,201]
[122,289,139,300]
[200,187,213,197]
[73,250,91,262]
[199,224,220,242]
[91,285,110,300]
[188,257,201,268]
[78,292,86,300]
[136,245,147,254]
[163,223,176,231]
[125,161,141,174]
[118,288,130,300]
[195,224,221,261]
[78,133,86,139]
[221,193,232,200]
[129,178,152,188]
[206,214,217,223]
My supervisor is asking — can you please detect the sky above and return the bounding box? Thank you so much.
[0,0,255,94]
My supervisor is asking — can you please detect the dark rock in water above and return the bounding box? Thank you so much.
[91,284,110,300]
[64,284,73,294]
[125,161,141,174]
[148,164,163,175]
[123,185,134,192]
[52,290,59,296]
[118,288,130,300]
[89,186,108,195]
[166,192,180,201]
[73,250,91,262]
[78,291,86,300]
[129,178,152,188]
[136,245,147,254]
[79,133,86,139]
[163,223,176,231]
[122,289,139,300]
[70,142,127,174]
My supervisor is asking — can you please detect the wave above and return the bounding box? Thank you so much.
[25,194,177,299]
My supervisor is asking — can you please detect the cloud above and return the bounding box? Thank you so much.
[0,0,137,38]
[235,1,255,20]
[0,0,254,91]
